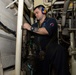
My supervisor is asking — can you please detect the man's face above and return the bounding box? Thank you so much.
[34,8,44,20]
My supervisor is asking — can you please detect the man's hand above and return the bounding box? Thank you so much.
[23,23,31,31]
[23,23,48,35]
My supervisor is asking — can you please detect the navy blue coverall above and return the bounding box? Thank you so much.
[32,17,70,75]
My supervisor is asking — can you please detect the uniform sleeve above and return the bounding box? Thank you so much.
[44,18,57,36]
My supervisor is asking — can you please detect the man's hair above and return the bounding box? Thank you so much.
[34,5,45,11]
[34,5,47,14]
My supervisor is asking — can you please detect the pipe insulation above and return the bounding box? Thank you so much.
[15,0,24,75]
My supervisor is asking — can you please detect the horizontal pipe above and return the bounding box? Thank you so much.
[43,0,56,6]
[54,1,64,5]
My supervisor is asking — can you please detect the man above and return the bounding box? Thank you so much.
[23,5,70,75]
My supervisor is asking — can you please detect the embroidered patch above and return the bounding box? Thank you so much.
[50,23,54,27]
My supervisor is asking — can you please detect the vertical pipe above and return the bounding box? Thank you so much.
[62,0,70,26]
[69,19,75,49]
[70,32,75,49]
[15,0,24,75]
[69,18,76,75]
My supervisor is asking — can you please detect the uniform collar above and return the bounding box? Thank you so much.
[44,17,49,21]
